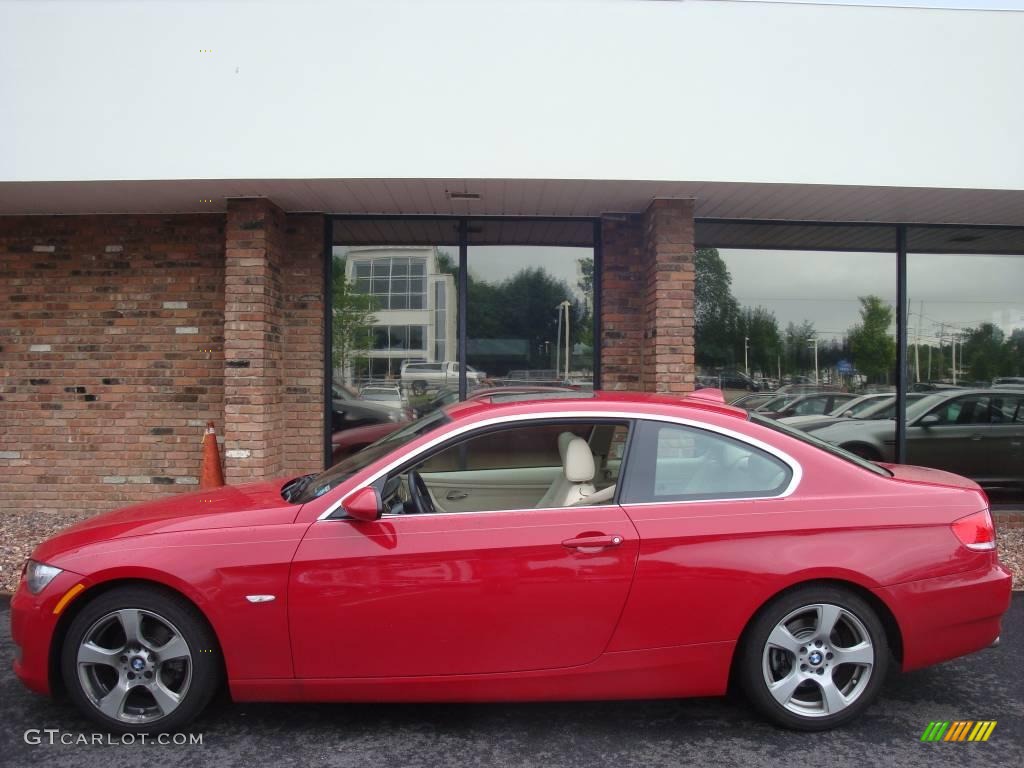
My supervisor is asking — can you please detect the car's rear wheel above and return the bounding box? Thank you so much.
[738,586,889,730]
[61,586,221,733]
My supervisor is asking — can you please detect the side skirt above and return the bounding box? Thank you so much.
[229,641,735,703]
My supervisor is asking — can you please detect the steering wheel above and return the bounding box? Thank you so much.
[406,470,436,515]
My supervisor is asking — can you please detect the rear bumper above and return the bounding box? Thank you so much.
[10,569,89,696]
[877,560,1012,673]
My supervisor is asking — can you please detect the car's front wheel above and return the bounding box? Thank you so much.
[61,585,221,733]
[738,586,889,730]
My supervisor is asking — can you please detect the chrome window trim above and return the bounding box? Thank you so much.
[317,410,803,521]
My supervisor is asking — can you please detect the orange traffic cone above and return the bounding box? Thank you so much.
[200,421,225,489]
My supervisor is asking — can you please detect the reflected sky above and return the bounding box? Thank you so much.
[723,249,1024,341]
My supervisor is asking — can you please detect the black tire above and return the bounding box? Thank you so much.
[738,585,890,731]
[61,585,221,734]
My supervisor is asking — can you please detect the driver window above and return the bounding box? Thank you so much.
[929,396,988,425]
[380,421,629,515]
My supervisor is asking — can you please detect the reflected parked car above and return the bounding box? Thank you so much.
[993,377,1024,389]
[729,392,778,410]
[756,392,858,420]
[780,393,927,433]
[710,369,760,391]
[358,384,407,413]
[811,388,1024,489]
[331,383,405,432]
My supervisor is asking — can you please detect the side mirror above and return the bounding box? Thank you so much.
[918,413,941,427]
[841,410,854,418]
[342,487,382,521]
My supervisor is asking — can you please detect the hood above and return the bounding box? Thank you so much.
[811,418,893,442]
[878,462,984,492]
[778,415,844,431]
[333,397,399,419]
[31,479,301,563]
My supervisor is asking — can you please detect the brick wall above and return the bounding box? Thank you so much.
[0,214,226,518]
[0,207,325,528]
[600,199,696,394]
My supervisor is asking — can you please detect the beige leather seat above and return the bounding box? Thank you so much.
[536,434,597,508]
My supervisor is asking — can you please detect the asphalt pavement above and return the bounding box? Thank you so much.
[1,595,1020,768]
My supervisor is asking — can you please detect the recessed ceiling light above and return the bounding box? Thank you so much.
[446,190,481,201]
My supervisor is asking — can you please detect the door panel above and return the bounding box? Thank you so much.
[908,395,994,479]
[421,467,561,513]
[289,505,639,679]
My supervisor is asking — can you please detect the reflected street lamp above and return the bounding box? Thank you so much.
[807,337,819,385]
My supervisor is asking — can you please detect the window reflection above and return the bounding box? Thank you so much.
[905,228,1024,499]
[467,246,594,388]
[695,246,896,397]
[334,246,456,388]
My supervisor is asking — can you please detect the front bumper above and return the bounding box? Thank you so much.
[877,560,1012,673]
[10,568,89,696]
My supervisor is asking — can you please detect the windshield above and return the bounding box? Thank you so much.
[754,394,799,412]
[332,383,359,400]
[829,395,883,417]
[362,391,400,401]
[906,393,947,422]
[750,413,892,477]
[850,393,926,420]
[289,410,451,503]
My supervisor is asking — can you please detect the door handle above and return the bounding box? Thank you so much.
[445,490,468,501]
[562,534,624,550]
[970,434,984,441]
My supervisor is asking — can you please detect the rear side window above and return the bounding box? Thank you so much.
[620,420,792,503]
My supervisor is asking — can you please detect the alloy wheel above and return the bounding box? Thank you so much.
[76,608,192,724]
[761,602,874,717]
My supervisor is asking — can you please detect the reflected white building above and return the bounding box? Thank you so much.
[344,246,457,381]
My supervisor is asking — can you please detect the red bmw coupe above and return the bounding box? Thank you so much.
[10,390,1012,733]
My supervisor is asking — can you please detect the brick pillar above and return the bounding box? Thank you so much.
[223,199,287,483]
[280,214,327,474]
[599,215,645,390]
[599,199,696,394]
[642,199,696,394]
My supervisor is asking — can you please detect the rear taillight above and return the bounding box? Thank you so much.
[951,509,996,551]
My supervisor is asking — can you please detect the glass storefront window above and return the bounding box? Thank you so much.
[693,243,896,403]
[904,226,1024,502]
[329,219,596,465]
[466,246,595,389]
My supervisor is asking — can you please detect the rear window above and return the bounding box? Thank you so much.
[750,413,891,477]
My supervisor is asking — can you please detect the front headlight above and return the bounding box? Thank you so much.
[24,560,62,594]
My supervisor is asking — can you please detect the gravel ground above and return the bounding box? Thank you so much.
[2,510,1022,594]
[0,510,93,594]
[998,526,1024,590]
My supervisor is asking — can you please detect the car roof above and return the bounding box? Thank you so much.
[920,387,1024,399]
[443,389,747,421]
